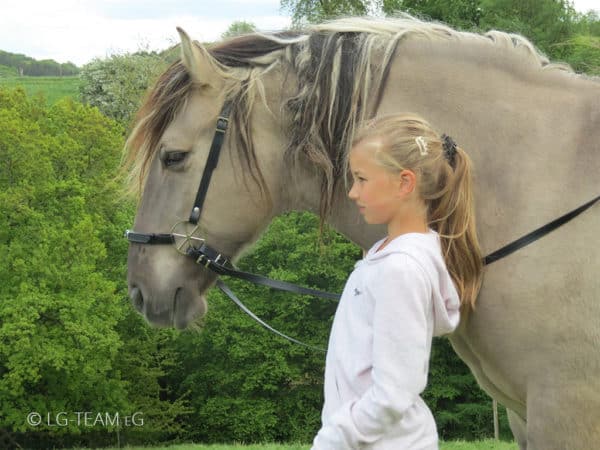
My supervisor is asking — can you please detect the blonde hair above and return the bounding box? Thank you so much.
[350,113,483,309]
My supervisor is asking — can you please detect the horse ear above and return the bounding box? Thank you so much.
[177,27,222,87]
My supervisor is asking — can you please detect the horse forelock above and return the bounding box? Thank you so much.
[124,61,192,196]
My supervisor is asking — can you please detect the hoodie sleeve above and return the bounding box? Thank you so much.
[312,254,433,449]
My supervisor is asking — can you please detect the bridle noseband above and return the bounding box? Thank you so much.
[125,100,600,351]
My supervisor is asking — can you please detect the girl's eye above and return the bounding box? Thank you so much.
[163,151,188,167]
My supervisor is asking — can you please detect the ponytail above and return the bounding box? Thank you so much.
[428,146,483,309]
[352,114,484,309]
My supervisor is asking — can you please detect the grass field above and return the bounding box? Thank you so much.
[0,75,80,104]
[73,440,518,450]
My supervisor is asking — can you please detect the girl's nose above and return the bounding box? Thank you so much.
[348,182,358,200]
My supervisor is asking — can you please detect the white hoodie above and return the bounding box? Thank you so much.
[312,230,460,450]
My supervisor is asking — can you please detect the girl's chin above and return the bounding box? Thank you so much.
[361,213,387,225]
[362,215,378,225]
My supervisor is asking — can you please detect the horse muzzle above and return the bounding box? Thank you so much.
[126,241,212,329]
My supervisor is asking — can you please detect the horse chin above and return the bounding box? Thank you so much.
[173,289,208,330]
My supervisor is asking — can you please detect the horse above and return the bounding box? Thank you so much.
[123,16,600,450]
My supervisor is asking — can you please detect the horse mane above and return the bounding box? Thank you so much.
[125,15,589,217]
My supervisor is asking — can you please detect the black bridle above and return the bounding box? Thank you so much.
[125,101,599,351]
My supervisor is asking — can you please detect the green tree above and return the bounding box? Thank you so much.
[0,89,127,434]
[577,10,600,36]
[0,65,18,77]
[79,52,169,125]
[382,0,483,29]
[282,0,371,25]
[0,50,79,76]
[478,0,578,58]
[552,34,600,74]
[0,88,189,447]
[222,21,258,39]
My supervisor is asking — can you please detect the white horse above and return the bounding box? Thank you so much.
[124,17,600,449]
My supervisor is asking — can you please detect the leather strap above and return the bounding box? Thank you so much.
[124,230,174,245]
[216,279,326,352]
[483,194,600,266]
[187,243,341,300]
[189,101,233,224]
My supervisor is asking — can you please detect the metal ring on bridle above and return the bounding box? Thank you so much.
[170,220,206,256]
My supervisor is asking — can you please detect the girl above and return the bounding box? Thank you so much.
[311,114,483,449]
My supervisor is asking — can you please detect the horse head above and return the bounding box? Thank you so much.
[125,29,294,328]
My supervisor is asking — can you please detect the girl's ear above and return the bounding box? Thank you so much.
[397,169,417,195]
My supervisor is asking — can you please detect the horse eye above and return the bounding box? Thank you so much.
[163,151,188,168]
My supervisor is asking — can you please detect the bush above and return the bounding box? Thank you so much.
[79,52,170,125]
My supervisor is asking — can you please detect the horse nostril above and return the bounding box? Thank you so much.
[130,286,144,312]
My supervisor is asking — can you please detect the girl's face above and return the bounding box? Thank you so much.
[348,139,402,225]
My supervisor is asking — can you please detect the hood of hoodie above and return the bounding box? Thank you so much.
[362,230,460,336]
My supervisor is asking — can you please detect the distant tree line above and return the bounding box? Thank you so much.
[0,50,79,77]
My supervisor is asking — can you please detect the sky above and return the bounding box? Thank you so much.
[1,0,598,67]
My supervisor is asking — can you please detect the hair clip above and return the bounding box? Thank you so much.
[415,136,428,156]
[441,134,457,168]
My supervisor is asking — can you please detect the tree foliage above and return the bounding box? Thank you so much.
[0,88,125,433]
[78,52,169,125]
[222,21,258,39]
[477,0,578,58]
[282,0,371,25]
[0,88,189,448]
[552,34,600,75]
[382,0,483,30]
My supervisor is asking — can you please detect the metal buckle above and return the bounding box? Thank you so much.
[196,254,212,268]
[216,116,229,133]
